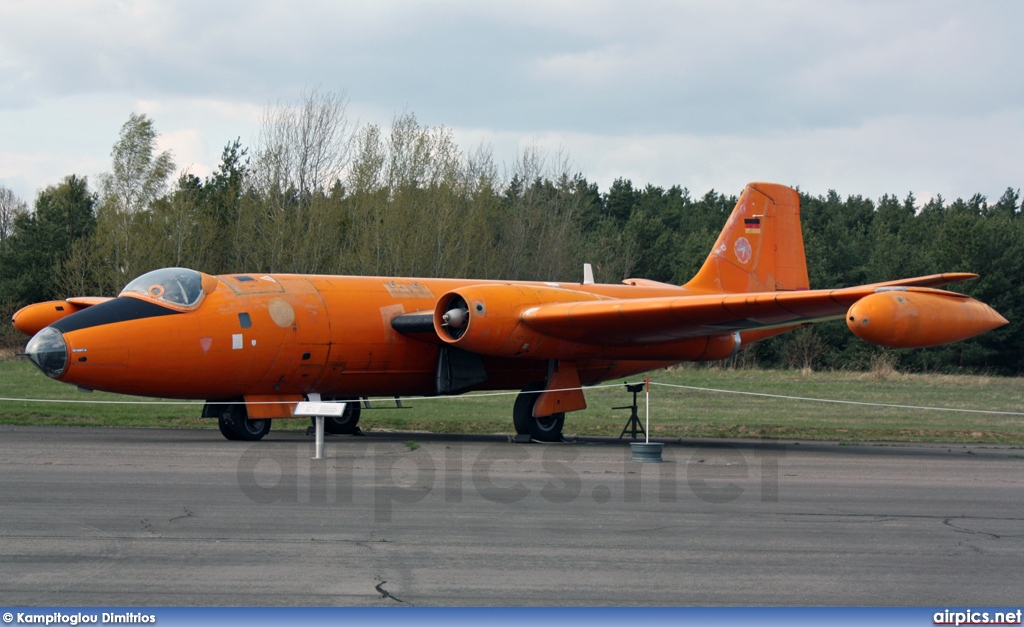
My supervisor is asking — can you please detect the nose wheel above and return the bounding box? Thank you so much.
[512,383,565,442]
[217,403,271,441]
[310,400,362,435]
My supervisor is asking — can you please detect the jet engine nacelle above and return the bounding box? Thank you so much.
[432,284,745,361]
[433,284,604,358]
[846,288,1007,348]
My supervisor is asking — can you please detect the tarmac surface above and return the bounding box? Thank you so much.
[0,424,1022,606]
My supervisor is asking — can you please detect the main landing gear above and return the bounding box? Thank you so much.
[512,382,565,442]
[209,388,558,442]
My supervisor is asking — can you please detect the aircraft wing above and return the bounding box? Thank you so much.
[857,272,978,290]
[519,273,981,346]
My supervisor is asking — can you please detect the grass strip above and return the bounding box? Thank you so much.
[1,361,1021,443]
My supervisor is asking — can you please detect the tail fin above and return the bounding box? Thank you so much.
[684,182,809,294]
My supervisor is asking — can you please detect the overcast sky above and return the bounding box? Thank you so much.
[2,0,1022,206]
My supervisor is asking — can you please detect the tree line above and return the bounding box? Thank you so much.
[1,91,1021,374]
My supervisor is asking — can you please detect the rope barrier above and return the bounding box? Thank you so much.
[0,382,625,406]
[648,381,1024,417]
[0,379,1020,416]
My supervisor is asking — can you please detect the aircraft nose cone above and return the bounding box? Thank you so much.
[25,327,68,378]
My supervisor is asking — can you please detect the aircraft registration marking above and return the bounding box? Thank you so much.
[383,282,434,299]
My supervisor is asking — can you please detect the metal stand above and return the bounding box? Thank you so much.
[313,416,325,459]
[630,441,664,462]
[306,392,325,459]
[292,393,330,459]
[616,383,647,439]
[362,396,406,409]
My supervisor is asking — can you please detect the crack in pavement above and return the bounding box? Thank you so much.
[168,507,193,522]
[374,577,411,605]
[943,518,1002,539]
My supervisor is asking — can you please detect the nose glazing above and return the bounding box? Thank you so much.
[25,327,68,378]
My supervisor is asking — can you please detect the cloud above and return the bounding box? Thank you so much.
[0,92,265,201]
[0,149,108,201]
[0,1,1021,203]
[451,108,1024,202]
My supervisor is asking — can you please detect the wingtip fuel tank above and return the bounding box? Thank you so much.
[846,288,1008,349]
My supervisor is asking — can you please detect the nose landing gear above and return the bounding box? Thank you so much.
[212,402,271,441]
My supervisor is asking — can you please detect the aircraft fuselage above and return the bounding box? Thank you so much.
[29,272,686,400]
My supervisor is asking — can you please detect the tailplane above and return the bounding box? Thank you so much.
[684,182,809,293]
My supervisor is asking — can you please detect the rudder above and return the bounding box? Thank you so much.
[684,182,809,293]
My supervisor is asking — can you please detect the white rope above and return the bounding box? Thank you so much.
[649,381,1024,417]
[0,380,1020,416]
[0,382,626,406]
[0,397,205,405]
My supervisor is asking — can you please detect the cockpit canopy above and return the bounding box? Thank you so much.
[120,268,210,310]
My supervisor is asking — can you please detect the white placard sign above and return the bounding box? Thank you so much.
[294,401,346,417]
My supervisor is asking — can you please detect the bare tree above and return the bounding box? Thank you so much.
[0,185,28,253]
[252,88,354,198]
[498,146,588,281]
[338,114,503,279]
[782,326,826,372]
[248,89,355,273]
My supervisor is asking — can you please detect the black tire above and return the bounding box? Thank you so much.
[218,403,271,441]
[512,382,565,442]
[313,400,362,435]
[218,414,240,440]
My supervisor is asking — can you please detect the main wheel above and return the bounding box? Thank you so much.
[512,383,565,442]
[313,400,362,435]
[218,403,271,441]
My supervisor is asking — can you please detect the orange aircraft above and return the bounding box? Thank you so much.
[11,183,1008,442]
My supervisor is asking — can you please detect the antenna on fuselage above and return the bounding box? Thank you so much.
[583,263,595,285]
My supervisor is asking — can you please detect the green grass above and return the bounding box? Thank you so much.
[0,359,208,428]
[1,359,1022,443]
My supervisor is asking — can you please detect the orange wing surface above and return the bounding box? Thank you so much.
[518,277,1001,348]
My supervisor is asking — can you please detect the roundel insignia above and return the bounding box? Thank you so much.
[734,237,752,265]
